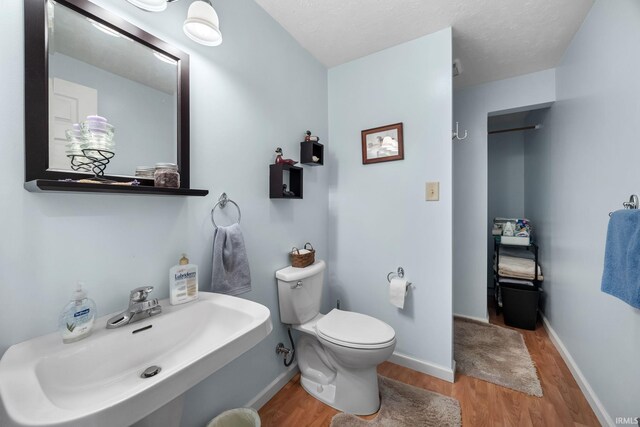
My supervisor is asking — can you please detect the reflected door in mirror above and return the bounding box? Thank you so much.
[49,78,97,170]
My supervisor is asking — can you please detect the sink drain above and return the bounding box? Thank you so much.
[141,365,161,379]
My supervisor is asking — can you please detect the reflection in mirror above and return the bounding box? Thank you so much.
[47,0,178,177]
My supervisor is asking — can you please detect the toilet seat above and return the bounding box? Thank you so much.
[316,309,395,350]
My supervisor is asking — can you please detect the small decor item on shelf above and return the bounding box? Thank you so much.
[154,163,180,188]
[135,166,155,179]
[75,178,140,186]
[282,184,295,197]
[274,147,298,165]
[312,155,320,163]
[290,242,315,268]
[494,217,531,245]
[65,124,89,168]
[65,115,116,178]
[503,221,515,237]
[305,130,320,142]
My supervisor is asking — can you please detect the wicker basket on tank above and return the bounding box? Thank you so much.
[290,242,315,268]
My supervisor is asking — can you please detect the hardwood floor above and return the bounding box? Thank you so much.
[259,310,600,427]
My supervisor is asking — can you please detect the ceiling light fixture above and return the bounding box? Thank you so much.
[183,1,222,46]
[124,0,222,47]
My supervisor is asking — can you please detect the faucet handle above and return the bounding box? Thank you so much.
[130,286,154,302]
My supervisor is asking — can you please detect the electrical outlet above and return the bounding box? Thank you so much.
[426,182,439,201]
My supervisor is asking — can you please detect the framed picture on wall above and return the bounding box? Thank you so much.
[361,122,404,165]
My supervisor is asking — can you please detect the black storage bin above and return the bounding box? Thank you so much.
[501,283,540,330]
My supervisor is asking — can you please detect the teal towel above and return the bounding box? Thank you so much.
[601,210,640,309]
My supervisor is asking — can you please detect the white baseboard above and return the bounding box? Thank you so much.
[453,313,489,323]
[541,315,614,427]
[245,363,299,410]
[389,351,455,383]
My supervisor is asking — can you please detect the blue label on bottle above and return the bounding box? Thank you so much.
[74,308,90,317]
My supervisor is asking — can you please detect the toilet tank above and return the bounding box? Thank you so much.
[275,260,326,325]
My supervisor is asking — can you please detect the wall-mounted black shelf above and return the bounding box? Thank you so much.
[25,180,209,196]
[269,164,303,199]
[300,141,324,166]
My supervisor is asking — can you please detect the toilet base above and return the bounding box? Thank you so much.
[299,367,381,415]
[300,376,337,408]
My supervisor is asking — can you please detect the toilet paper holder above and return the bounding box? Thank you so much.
[387,267,414,291]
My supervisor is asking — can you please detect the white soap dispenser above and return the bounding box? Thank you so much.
[59,282,97,344]
[169,254,199,305]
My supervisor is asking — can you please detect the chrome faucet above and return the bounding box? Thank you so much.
[106,286,162,329]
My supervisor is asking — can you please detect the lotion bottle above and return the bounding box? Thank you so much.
[169,254,199,305]
[59,282,96,344]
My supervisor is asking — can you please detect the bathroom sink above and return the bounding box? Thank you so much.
[0,292,272,427]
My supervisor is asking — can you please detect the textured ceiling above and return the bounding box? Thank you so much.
[254,0,594,88]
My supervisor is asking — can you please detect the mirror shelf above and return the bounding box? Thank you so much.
[25,179,208,196]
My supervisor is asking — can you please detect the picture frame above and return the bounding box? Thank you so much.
[361,122,404,165]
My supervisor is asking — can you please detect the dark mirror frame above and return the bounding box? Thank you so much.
[24,0,191,188]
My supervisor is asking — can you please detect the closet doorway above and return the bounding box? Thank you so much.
[487,108,549,316]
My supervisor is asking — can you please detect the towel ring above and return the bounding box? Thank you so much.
[211,193,241,228]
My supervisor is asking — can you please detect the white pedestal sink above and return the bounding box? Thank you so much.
[0,292,272,427]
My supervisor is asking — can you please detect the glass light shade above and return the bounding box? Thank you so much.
[183,1,222,46]
[126,0,167,12]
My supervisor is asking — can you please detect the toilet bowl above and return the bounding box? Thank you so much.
[275,261,396,415]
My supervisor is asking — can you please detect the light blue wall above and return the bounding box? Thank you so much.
[453,69,555,320]
[524,0,640,422]
[50,53,176,175]
[0,1,328,425]
[488,133,525,221]
[328,28,454,372]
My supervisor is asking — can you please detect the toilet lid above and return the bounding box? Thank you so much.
[316,309,395,349]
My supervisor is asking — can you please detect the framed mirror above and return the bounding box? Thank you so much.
[24,0,193,189]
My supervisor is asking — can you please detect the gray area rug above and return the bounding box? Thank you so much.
[330,376,461,427]
[454,317,543,396]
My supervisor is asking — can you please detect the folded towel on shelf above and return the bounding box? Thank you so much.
[498,269,543,281]
[211,223,252,296]
[601,210,640,309]
[495,255,543,281]
[497,247,535,260]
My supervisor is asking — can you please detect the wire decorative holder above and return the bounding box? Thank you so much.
[65,118,116,181]
[68,149,115,178]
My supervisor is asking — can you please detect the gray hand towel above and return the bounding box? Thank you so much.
[211,223,251,295]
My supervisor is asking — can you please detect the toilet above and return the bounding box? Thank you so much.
[275,260,396,415]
